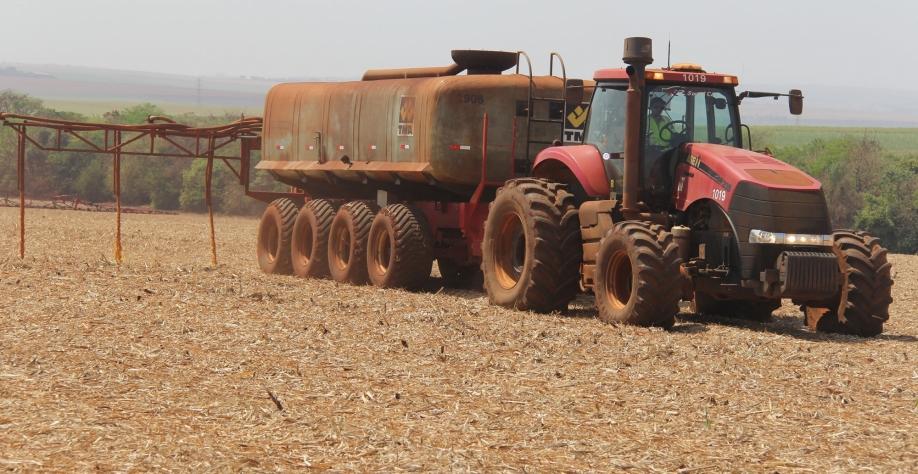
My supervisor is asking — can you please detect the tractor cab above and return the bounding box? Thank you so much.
[584,64,743,207]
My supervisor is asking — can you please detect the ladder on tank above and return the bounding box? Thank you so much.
[515,51,587,174]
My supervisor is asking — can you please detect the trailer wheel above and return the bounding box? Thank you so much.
[327,201,375,284]
[594,221,682,327]
[367,204,434,289]
[692,293,781,322]
[256,198,299,275]
[803,230,893,337]
[482,178,580,312]
[291,199,336,278]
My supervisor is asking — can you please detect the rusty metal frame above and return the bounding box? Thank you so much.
[0,112,269,265]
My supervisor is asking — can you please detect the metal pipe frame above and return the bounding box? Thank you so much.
[0,113,265,265]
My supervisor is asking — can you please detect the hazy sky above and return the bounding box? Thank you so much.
[2,0,915,90]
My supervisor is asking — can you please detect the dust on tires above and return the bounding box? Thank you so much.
[481,178,581,313]
[327,201,376,285]
[256,198,299,275]
[291,199,336,279]
[367,204,434,289]
[594,221,682,327]
[804,230,893,337]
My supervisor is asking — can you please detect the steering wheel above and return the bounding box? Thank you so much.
[661,120,688,141]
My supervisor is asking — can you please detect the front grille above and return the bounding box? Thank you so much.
[729,181,831,279]
[778,251,840,299]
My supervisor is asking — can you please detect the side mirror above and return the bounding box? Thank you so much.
[789,89,803,115]
[713,97,727,110]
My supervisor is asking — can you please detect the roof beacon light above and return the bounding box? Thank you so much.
[671,63,706,73]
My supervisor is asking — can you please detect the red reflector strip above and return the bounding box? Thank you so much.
[369,145,377,150]
[276,145,285,150]
[338,145,345,150]
[400,144,410,150]
[448,144,472,151]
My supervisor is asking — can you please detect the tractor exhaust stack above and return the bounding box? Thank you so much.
[622,37,653,215]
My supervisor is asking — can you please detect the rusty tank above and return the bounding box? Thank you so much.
[257,50,590,200]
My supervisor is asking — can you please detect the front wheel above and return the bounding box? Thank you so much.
[594,221,682,327]
[803,230,893,337]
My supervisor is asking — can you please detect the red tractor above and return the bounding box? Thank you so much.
[254,38,893,336]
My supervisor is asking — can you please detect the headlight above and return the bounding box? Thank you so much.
[749,229,833,246]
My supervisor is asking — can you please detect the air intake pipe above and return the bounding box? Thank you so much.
[622,37,653,215]
[362,49,519,81]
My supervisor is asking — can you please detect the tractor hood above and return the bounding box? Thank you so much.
[673,143,824,213]
[682,143,822,192]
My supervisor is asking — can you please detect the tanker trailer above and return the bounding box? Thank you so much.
[255,50,594,289]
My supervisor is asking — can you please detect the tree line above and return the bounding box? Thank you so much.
[0,91,278,215]
[1,90,915,253]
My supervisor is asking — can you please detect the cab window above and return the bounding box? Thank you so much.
[584,85,627,156]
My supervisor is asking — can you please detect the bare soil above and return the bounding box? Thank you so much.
[1,208,915,472]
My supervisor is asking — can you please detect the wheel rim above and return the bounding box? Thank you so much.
[330,223,350,271]
[295,219,314,265]
[494,211,525,290]
[259,218,279,263]
[604,249,632,309]
[371,226,392,276]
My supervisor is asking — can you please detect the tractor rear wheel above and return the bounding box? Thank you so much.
[692,293,781,322]
[327,201,375,284]
[481,178,581,312]
[256,198,299,274]
[291,199,336,278]
[594,221,682,327]
[367,204,434,289]
[803,230,893,337]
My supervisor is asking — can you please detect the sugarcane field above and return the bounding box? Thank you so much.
[3,1,918,471]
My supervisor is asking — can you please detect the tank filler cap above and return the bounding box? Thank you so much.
[451,50,519,74]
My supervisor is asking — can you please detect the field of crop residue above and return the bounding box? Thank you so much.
[1,208,915,472]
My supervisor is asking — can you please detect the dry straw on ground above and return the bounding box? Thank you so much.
[0,208,915,472]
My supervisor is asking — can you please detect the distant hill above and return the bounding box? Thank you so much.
[2,63,918,127]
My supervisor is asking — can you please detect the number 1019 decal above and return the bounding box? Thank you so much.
[712,188,727,201]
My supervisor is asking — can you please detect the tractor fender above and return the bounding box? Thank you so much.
[532,145,611,198]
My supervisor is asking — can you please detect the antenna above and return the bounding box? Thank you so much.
[667,40,671,69]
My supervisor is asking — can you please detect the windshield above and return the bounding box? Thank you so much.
[645,85,739,150]
[584,85,627,157]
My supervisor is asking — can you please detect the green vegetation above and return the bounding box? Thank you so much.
[772,137,918,254]
[2,93,916,253]
[753,125,918,156]
[42,99,261,118]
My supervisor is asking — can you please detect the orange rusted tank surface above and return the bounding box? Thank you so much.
[257,53,587,200]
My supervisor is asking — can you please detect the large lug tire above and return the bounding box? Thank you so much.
[256,198,299,275]
[692,293,781,322]
[291,199,336,279]
[803,230,893,337]
[594,221,682,327]
[366,204,434,289]
[481,178,581,313]
[327,201,375,285]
